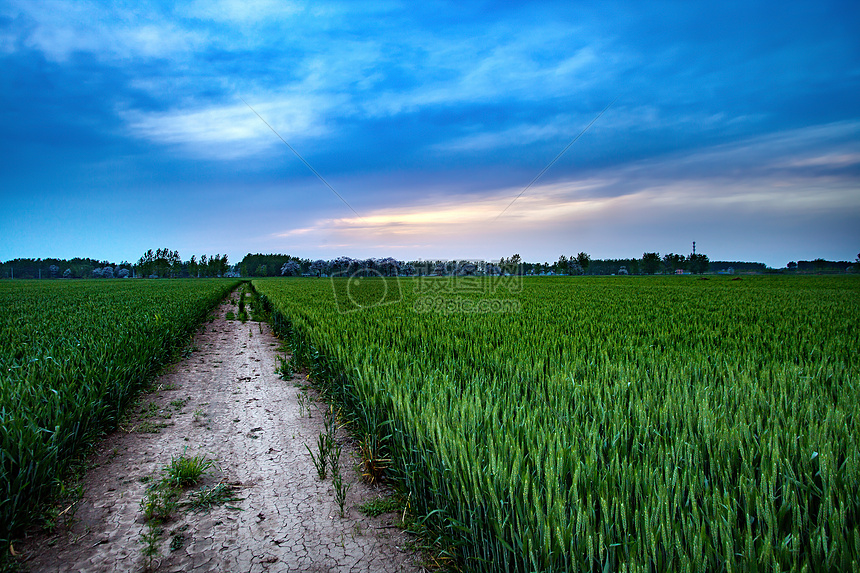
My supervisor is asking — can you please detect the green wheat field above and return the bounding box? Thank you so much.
[2,276,858,572]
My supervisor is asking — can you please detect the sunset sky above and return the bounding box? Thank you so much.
[2,0,858,267]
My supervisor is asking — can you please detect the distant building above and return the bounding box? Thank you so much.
[618,266,628,275]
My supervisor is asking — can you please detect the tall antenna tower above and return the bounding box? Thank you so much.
[692,241,696,255]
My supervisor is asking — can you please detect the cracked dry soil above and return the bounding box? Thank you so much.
[19,291,420,573]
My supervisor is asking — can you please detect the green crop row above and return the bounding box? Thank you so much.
[0,279,239,544]
[255,275,860,572]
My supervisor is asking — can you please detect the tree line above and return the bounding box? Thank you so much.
[135,249,232,278]
[237,254,303,278]
[497,251,714,275]
[0,250,235,279]
[787,257,858,273]
[235,252,716,277]
[3,251,857,279]
[0,257,133,279]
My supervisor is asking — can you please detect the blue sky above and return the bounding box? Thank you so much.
[1,0,858,267]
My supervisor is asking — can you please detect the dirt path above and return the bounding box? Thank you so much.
[18,291,419,573]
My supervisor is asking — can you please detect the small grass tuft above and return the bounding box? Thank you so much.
[141,482,179,523]
[332,469,352,518]
[163,454,212,488]
[357,496,401,517]
[275,355,295,379]
[137,420,170,433]
[169,531,186,552]
[183,483,244,513]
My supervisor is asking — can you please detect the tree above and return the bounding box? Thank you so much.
[327,256,350,276]
[575,252,591,274]
[688,253,709,274]
[556,255,569,275]
[63,268,72,279]
[787,261,798,271]
[154,248,166,277]
[377,257,400,277]
[137,249,155,277]
[203,254,229,277]
[281,261,301,276]
[502,254,522,275]
[359,258,379,276]
[169,250,181,277]
[309,259,328,277]
[48,264,59,278]
[663,253,687,273]
[117,268,130,278]
[136,248,182,277]
[102,266,115,279]
[641,252,661,275]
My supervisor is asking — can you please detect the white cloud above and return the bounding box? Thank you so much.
[780,153,860,169]
[433,117,578,153]
[122,22,205,58]
[6,0,207,62]
[272,226,316,238]
[123,94,338,159]
[626,120,860,178]
[431,104,762,155]
[184,0,304,23]
[360,31,609,117]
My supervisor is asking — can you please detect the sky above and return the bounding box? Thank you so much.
[1,0,858,268]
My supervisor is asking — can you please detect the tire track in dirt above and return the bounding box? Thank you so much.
[19,290,419,573]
